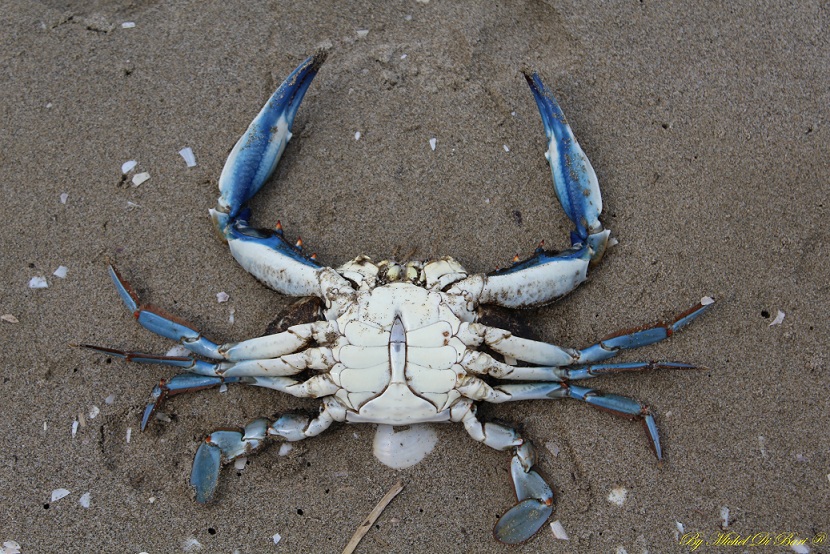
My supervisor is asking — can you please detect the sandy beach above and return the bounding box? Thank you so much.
[1,1,827,552]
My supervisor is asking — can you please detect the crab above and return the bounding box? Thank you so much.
[83,51,713,544]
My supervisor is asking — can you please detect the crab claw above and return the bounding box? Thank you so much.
[208,52,348,298]
[522,69,610,263]
[215,50,328,218]
[493,455,555,544]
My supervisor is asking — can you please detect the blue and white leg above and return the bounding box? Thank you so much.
[462,350,698,381]
[104,265,338,361]
[461,379,665,461]
[459,298,714,367]
[450,400,554,544]
[191,399,344,503]
[80,343,337,428]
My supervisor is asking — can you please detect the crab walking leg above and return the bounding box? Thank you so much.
[577,297,714,364]
[106,265,338,360]
[450,400,554,544]
[132,371,336,432]
[191,399,345,503]
[458,298,714,366]
[462,351,698,381]
[460,378,665,460]
[78,345,335,377]
[138,373,241,430]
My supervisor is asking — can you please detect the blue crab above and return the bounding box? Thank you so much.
[84,51,713,544]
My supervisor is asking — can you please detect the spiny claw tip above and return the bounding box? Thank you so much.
[512,254,520,263]
[295,237,303,249]
[275,220,283,232]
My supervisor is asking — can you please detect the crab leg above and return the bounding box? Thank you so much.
[462,351,698,381]
[459,379,665,460]
[79,345,334,377]
[191,400,344,503]
[450,400,554,544]
[105,265,338,360]
[459,298,713,366]
[209,51,352,298]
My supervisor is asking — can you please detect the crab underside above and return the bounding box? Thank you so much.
[83,51,713,544]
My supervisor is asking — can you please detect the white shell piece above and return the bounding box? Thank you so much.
[131,172,150,186]
[272,533,282,545]
[165,344,190,357]
[121,21,135,28]
[372,424,438,469]
[51,488,71,502]
[178,147,197,167]
[121,160,137,174]
[53,265,68,278]
[60,192,69,204]
[720,506,729,528]
[234,457,247,470]
[2,541,22,554]
[278,443,293,456]
[550,520,569,540]
[607,486,627,506]
[429,137,437,151]
[216,291,229,303]
[182,537,202,552]
[769,309,785,326]
[79,492,91,508]
[28,276,48,289]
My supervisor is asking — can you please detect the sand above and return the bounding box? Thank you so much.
[1,1,827,552]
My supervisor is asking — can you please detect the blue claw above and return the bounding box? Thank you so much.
[494,457,554,544]
[209,54,331,296]
[191,439,222,503]
[217,51,328,218]
[523,69,603,245]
